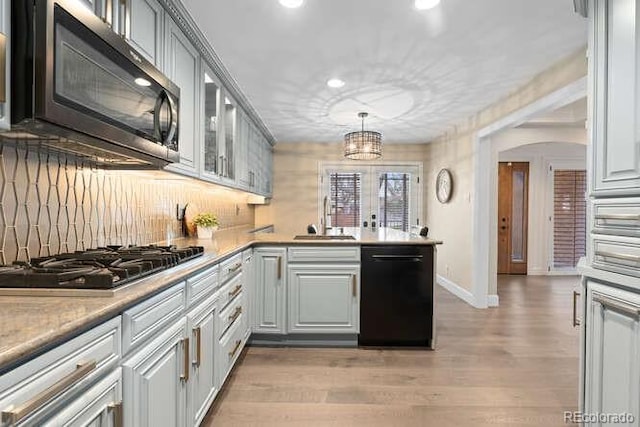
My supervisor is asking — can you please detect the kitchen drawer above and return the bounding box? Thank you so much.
[122,282,186,355]
[592,198,640,238]
[592,235,640,278]
[0,317,121,426]
[216,272,244,313]
[41,368,122,427]
[287,246,360,263]
[218,292,244,338]
[186,263,220,308]
[219,253,243,285]
[217,316,245,386]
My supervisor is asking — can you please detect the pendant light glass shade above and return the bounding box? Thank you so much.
[344,112,382,160]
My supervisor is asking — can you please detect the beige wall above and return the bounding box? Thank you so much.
[255,143,428,235]
[424,48,587,294]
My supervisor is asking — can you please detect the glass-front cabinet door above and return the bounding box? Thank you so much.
[223,94,237,180]
[202,65,221,177]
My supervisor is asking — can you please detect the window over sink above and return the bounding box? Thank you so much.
[320,162,422,232]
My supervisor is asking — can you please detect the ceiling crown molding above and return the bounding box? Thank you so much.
[159,0,276,145]
[573,0,588,18]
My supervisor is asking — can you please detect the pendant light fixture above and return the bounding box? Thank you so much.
[344,112,382,160]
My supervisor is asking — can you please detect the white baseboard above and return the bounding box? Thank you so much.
[527,268,548,276]
[487,294,499,307]
[437,275,475,307]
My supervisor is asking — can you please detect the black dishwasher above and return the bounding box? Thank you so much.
[359,245,434,347]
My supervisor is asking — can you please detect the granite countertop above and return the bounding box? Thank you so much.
[0,226,441,373]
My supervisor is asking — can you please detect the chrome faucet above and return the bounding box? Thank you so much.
[322,196,332,235]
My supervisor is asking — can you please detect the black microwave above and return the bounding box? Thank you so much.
[7,0,180,167]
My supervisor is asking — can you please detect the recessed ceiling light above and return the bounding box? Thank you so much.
[134,77,151,87]
[327,78,345,88]
[415,0,440,10]
[279,0,304,8]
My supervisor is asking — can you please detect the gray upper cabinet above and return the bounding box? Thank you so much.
[202,65,222,179]
[165,16,200,174]
[81,0,120,34]
[0,0,10,130]
[591,0,640,196]
[127,0,164,67]
[222,94,237,181]
[234,108,252,189]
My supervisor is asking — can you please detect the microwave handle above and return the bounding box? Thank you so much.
[153,90,178,148]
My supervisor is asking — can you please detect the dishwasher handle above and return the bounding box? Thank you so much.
[371,255,423,262]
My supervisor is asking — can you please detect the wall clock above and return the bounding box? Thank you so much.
[436,168,453,203]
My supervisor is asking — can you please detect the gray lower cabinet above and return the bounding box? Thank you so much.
[122,318,188,427]
[0,318,121,427]
[584,280,640,424]
[253,248,287,334]
[42,368,122,427]
[287,264,359,334]
[187,296,218,427]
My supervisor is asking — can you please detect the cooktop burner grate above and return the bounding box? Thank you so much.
[0,245,205,289]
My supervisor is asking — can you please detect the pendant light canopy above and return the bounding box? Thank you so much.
[344,112,382,160]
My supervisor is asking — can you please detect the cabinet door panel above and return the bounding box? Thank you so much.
[592,0,640,195]
[584,281,640,421]
[288,265,359,333]
[166,19,199,172]
[128,0,163,67]
[123,318,187,427]
[253,248,286,334]
[188,298,218,427]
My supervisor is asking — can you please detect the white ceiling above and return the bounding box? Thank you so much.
[182,0,587,143]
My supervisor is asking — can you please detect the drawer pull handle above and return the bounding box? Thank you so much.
[228,284,243,298]
[593,293,640,317]
[181,337,190,382]
[229,306,242,323]
[1,360,97,425]
[108,401,123,427]
[229,340,242,359]
[277,256,282,279]
[352,274,357,298]
[572,290,581,327]
[228,263,242,274]
[194,327,202,367]
[595,213,640,222]
[595,251,640,264]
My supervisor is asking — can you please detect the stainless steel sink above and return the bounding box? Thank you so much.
[293,234,356,240]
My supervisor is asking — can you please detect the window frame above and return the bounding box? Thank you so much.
[318,161,423,231]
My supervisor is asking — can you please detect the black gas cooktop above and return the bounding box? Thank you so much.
[0,245,205,289]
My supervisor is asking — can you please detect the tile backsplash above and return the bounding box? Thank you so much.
[0,145,254,264]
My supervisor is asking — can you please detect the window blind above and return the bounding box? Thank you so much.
[553,170,587,269]
[378,173,410,232]
[329,173,361,227]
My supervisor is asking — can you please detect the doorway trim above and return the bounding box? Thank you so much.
[472,77,586,308]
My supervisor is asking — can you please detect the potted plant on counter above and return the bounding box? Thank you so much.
[192,213,219,239]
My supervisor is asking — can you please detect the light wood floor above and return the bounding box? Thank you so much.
[203,275,580,426]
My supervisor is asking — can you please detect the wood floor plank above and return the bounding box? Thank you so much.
[202,275,580,426]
